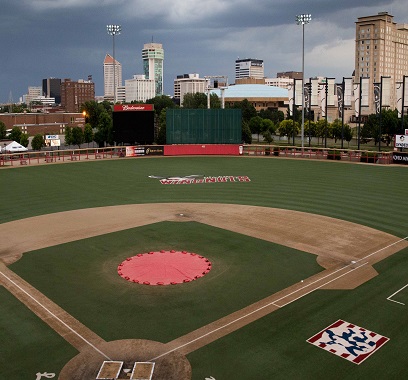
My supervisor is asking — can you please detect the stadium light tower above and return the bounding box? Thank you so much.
[296,14,311,149]
[107,24,122,103]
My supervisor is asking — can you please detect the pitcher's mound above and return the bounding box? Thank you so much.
[118,250,212,285]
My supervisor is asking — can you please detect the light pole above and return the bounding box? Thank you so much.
[106,24,122,104]
[296,14,311,150]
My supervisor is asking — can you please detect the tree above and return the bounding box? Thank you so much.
[343,125,353,147]
[381,109,399,146]
[8,127,22,143]
[83,123,94,147]
[31,134,44,151]
[146,95,177,116]
[156,108,167,144]
[259,108,284,124]
[94,109,113,147]
[241,121,252,144]
[20,134,29,148]
[278,120,299,142]
[360,114,379,144]
[182,92,208,108]
[0,121,6,139]
[231,99,257,124]
[248,116,263,142]
[71,127,84,148]
[65,127,73,146]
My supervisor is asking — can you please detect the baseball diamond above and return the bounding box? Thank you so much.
[0,156,408,379]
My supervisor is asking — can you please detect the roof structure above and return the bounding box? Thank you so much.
[210,84,288,99]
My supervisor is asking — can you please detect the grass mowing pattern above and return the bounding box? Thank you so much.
[0,287,77,379]
[1,157,407,237]
[187,247,408,380]
[1,157,408,379]
[9,222,322,343]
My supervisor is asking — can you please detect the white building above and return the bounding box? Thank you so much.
[174,74,207,105]
[125,75,156,103]
[265,77,294,89]
[103,53,123,101]
[142,43,164,96]
[23,86,42,105]
[235,58,264,80]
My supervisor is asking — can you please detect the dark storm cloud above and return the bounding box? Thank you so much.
[1,0,407,102]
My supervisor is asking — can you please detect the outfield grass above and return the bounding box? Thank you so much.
[1,157,407,236]
[1,157,408,379]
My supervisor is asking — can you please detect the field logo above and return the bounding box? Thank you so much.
[148,175,251,185]
[307,319,389,364]
[35,373,55,379]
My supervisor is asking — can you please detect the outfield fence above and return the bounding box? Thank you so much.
[0,144,401,167]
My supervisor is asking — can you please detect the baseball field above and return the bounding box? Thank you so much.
[1,156,407,379]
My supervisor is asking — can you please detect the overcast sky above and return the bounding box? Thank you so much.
[1,0,408,103]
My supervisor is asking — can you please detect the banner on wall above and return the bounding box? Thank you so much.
[125,146,164,157]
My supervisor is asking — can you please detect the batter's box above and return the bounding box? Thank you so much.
[130,362,155,380]
[307,319,389,364]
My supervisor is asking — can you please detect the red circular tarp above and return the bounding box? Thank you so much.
[117,250,212,285]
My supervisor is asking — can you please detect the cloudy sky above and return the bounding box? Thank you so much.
[1,0,408,103]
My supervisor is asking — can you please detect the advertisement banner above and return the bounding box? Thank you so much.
[114,104,154,112]
[395,135,408,149]
[392,151,408,164]
[125,146,164,157]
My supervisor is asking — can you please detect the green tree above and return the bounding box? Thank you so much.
[156,108,167,144]
[343,125,353,147]
[259,108,284,124]
[278,120,299,142]
[31,134,44,151]
[0,121,7,139]
[146,95,177,116]
[94,110,113,147]
[231,99,257,124]
[381,109,399,146]
[248,116,263,142]
[8,127,22,143]
[65,127,73,146]
[71,127,84,148]
[241,121,252,144]
[20,134,29,148]
[83,123,94,147]
[182,92,208,108]
[360,114,379,144]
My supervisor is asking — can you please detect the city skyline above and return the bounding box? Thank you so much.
[2,1,408,103]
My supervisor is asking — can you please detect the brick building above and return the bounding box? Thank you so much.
[0,112,86,136]
[61,78,95,113]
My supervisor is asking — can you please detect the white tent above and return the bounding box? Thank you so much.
[1,141,28,153]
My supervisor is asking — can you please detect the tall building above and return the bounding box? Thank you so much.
[142,43,164,96]
[42,78,61,104]
[235,58,264,81]
[174,74,207,106]
[125,75,155,103]
[61,78,95,113]
[23,86,42,105]
[355,12,408,113]
[103,53,123,101]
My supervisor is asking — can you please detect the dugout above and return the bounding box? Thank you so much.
[166,108,242,144]
[112,104,155,145]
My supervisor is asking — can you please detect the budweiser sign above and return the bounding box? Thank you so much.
[114,104,154,111]
[148,175,251,185]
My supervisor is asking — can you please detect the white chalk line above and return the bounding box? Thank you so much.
[386,283,408,305]
[149,236,408,361]
[0,269,111,360]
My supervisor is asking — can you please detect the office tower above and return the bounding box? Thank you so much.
[42,78,61,104]
[125,75,155,103]
[142,43,164,96]
[61,78,95,113]
[174,74,207,105]
[103,53,123,101]
[235,58,264,81]
[355,12,408,113]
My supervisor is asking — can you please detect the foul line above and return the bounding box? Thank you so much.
[0,269,111,360]
[149,236,408,361]
[387,284,408,306]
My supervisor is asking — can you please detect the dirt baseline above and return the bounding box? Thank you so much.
[1,203,408,379]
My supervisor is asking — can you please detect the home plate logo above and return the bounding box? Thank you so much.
[307,319,389,364]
